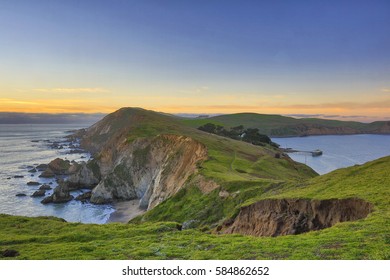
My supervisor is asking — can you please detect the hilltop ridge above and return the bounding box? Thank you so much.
[183,112,390,137]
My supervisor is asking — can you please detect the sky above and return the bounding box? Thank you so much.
[0,0,389,122]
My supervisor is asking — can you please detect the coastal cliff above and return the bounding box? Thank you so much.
[90,134,207,209]
[70,108,209,210]
[68,107,316,214]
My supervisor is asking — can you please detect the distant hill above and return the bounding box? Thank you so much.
[0,112,105,124]
[182,113,390,137]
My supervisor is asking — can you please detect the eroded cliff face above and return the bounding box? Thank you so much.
[222,198,372,237]
[90,134,208,210]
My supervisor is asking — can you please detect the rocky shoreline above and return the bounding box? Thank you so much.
[11,134,139,224]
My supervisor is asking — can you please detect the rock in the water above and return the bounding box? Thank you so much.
[1,249,19,258]
[15,193,27,197]
[49,142,64,149]
[48,158,71,175]
[40,196,52,204]
[36,164,48,171]
[27,181,40,186]
[68,149,85,154]
[39,184,52,190]
[39,168,56,178]
[14,175,24,178]
[31,190,46,197]
[66,160,100,190]
[41,182,73,204]
[28,168,37,173]
[75,191,92,202]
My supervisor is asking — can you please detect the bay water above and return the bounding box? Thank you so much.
[272,134,390,175]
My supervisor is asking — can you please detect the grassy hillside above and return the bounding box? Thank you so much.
[1,156,389,259]
[182,113,390,136]
[83,108,317,184]
[1,108,388,260]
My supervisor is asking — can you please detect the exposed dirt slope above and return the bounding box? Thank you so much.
[222,198,372,237]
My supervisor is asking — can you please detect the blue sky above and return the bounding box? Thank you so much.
[0,0,389,121]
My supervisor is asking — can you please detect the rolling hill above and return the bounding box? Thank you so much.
[1,107,388,260]
[182,113,390,137]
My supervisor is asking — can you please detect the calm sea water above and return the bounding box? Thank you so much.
[0,124,114,224]
[272,134,390,175]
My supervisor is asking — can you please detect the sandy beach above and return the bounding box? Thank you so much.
[107,199,145,223]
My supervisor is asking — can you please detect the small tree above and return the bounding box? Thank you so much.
[242,128,272,145]
[198,123,217,134]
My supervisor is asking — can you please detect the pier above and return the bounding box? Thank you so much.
[281,148,323,157]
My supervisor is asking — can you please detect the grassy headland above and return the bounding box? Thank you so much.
[1,156,389,259]
[0,108,388,259]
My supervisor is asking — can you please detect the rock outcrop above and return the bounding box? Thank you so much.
[41,182,73,204]
[90,134,207,210]
[39,184,52,190]
[65,161,100,190]
[75,191,92,202]
[35,164,48,171]
[222,198,372,237]
[39,169,55,178]
[31,190,46,197]
[47,158,71,175]
[1,249,19,258]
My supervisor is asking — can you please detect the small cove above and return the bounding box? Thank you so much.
[272,134,390,175]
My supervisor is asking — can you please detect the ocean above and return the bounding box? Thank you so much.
[1,124,390,223]
[272,134,390,175]
[0,124,114,224]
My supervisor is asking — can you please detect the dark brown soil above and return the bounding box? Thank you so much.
[222,198,372,237]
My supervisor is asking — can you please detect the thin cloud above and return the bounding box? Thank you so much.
[286,114,368,119]
[178,86,210,95]
[381,88,390,93]
[33,88,110,94]
[283,100,390,110]
[0,98,39,105]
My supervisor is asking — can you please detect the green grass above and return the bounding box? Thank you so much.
[1,108,388,260]
[2,156,389,259]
